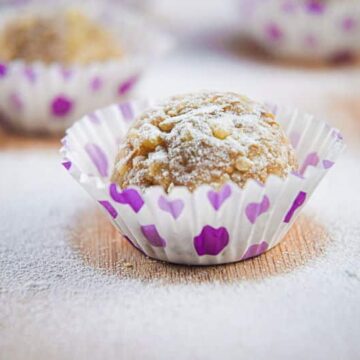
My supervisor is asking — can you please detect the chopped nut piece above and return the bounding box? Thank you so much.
[138,124,163,151]
[166,109,177,117]
[263,112,275,119]
[141,136,162,150]
[235,157,253,172]
[267,164,284,177]
[115,163,129,180]
[225,166,234,174]
[212,125,231,140]
[159,119,176,132]
[248,144,262,159]
[265,118,279,127]
[149,161,164,177]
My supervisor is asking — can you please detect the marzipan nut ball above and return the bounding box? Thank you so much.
[0,9,122,64]
[112,92,298,192]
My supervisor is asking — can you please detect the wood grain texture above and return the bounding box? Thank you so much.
[0,128,61,150]
[69,207,329,283]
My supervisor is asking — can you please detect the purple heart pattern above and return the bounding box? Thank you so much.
[98,200,118,219]
[88,112,101,124]
[306,0,325,15]
[118,75,139,96]
[60,68,73,80]
[284,191,307,223]
[207,185,232,211]
[322,159,334,169]
[24,67,36,83]
[51,95,73,117]
[158,196,184,219]
[62,161,72,170]
[85,143,108,177]
[245,195,270,224]
[242,241,269,260]
[118,102,134,122]
[0,63,7,77]
[109,184,144,213]
[89,76,103,92]
[300,152,319,175]
[194,225,229,256]
[9,92,23,112]
[141,224,166,247]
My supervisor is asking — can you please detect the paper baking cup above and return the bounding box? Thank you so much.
[0,2,172,134]
[60,100,345,265]
[238,0,360,62]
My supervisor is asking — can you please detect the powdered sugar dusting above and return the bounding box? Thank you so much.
[0,141,359,359]
[112,92,297,191]
[1,26,360,359]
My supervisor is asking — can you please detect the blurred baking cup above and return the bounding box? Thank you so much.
[61,100,344,265]
[238,0,360,62]
[0,2,172,134]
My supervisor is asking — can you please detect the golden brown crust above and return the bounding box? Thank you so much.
[112,92,298,192]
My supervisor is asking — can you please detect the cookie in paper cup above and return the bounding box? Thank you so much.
[60,98,344,265]
[0,1,172,134]
[238,0,360,63]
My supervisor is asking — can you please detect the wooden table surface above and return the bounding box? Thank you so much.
[1,34,360,359]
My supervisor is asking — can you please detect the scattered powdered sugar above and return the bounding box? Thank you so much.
[0,4,359,357]
[112,92,297,191]
[0,145,359,360]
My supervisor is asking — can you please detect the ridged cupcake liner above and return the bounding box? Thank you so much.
[60,100,345,265]
[0,1,172,134]
[238,0,360,62]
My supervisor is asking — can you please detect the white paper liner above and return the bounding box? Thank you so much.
[0,1,173,134]
[238,0,360,61]
[60,99,345,265]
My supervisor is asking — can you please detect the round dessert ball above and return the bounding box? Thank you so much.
[0,9,122,64]
[111,91,298,192]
